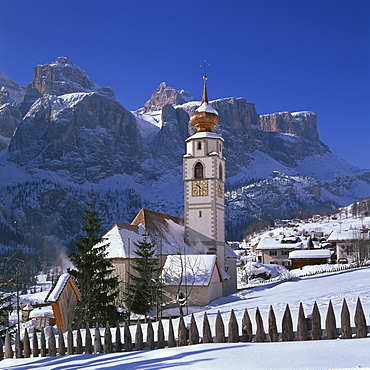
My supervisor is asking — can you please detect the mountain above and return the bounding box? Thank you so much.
[0,57,369,256]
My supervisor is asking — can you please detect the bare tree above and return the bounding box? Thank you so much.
[161,253,211,316]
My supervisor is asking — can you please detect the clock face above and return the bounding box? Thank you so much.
[192,180,208,197]
[217,180,224,198]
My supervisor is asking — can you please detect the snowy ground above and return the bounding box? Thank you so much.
[3,266,370,369]
[1,339,370,369]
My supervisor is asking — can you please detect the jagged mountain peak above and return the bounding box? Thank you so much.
[19,57,115,116]
[138,82,196,113]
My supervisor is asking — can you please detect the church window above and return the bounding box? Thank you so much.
[219,164,223,180]
[197,142,202,150]
[199,211,202,218]
[194,162,203,179]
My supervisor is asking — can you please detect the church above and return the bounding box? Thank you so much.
[101,74,237,313]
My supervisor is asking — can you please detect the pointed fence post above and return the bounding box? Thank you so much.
[202,312,213,343]
[0,337,3,361]
[228,310,239,343]
[58,327,66,356]
[115,322,122,352]
[15,330,22,358]
[341,298,352,339]
[135,320,143,351]
[48,328,57,357]
[104,322,112,353]
[255,307,266,342]
[242,308,253,342]
[168,317,176,348]
[297,303,308,341]
[147,317,155,350]
[215,311,225,343]
[268,306,278,342]
[85,323,93,354]
[157,319,165,349]
[5,331,13,359]
[311,301,322,340]
[124,320,132,352]
[32,329,39,357]
[354,297,367,338]
[76,327,83,354]
[189,314,200,345]
[67,327,73,355]
[23,328,31,358]
[282,304,294,341]
[325,300,337,339]
[40,328,46,357]
[94,326,102,354]
[178,315,187,346]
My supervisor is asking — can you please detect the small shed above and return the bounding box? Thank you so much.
[45,273,81,332]
[29,305,55,329]
[289,249,331,269]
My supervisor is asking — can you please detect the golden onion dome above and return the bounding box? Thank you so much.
[190,76,219,132]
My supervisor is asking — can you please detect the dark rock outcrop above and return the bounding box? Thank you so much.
[139,82,195,113]
[0,88,22,151]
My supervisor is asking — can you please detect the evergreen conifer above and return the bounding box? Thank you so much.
[68,189,119,327]
[124,234,161,317]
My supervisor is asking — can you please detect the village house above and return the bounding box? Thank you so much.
[327,228,370,263]
[289,249,331,269]
[256,235,309,268]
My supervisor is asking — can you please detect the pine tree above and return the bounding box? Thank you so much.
[124,234,161,317]
[68,189,119,327]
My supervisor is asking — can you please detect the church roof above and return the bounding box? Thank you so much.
[102,208,194,259]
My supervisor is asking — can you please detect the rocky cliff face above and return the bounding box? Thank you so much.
[0,58,369,251]
[260,111,319,142]
[8,92,146,183]
[0,88,22,151]
[139,82,195,113]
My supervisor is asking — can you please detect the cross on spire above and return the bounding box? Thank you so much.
[200,60,210,78]
[200,60,210,103]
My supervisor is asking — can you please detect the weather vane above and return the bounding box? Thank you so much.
[200,60,210,78]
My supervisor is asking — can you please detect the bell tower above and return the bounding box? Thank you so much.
[183,74,226,269]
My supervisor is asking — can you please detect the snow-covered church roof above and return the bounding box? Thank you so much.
[102,209,194,259]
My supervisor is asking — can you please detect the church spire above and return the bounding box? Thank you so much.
[201,76,208,104]
[189,63,219,132]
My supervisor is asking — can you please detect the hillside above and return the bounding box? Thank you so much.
[0,58,370,254]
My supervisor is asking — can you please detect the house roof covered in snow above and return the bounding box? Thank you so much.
[256,235,308,250]
[289,249,331,259]
[327,229,368,242]
[160,254,223,286]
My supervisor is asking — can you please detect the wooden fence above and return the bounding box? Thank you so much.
[1,296,369,360]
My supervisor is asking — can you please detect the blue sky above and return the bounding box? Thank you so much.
[1,0,369,168]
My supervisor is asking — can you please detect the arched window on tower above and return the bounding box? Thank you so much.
[197,142,202,150]
[219,164,223,180]
[194,162,204,179]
